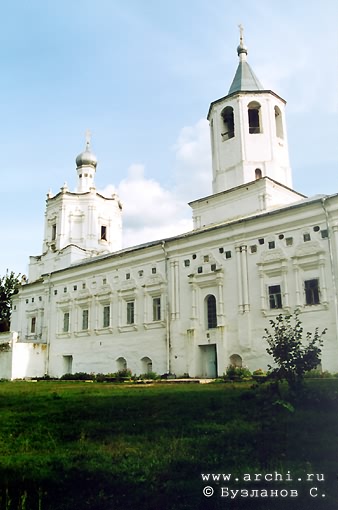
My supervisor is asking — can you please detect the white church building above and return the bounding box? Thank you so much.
[2,34,338,379]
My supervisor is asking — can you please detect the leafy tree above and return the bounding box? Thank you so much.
[264,309,326,391]
[0,270,21,332]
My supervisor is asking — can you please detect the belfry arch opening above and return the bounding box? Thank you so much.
[274,105,284,139]
[255,168,262,180]
[221,106,235,140]
[248,101,262,134]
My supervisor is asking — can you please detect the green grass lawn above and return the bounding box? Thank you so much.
[0,380,337,510]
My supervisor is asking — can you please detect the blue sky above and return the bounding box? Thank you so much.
[0,0,337,277]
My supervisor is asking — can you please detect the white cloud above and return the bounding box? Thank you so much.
[173,118,212,201]
[100,119,212,249]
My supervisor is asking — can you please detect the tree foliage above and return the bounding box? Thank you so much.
[0,270,20,332]
[264,309,326,390]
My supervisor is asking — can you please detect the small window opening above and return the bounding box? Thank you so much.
[127,301,135,324]
[321,230,328,239]
[82,309,89,330]
[100,225,107,241]
[274,106,284,139]
[248,102,262,134]
[103,306,110,328]
[303,233,311,242]
[221,106,235,140]
[313,226,320,232]
[225,251,232,259]
[152,297,161,321]
[31,317,36,334]
[250,245,257,253]
[63,312,70,333]
[286,237,293,246]
[268,241,275,250]
[52,224,57,241]
[258,238,265,245]
[255,168,262,180]
[197,267,203,274]
[184,260,190,267]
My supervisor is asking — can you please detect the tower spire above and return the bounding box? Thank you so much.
[237,24,248,60]
[85,128,91,151]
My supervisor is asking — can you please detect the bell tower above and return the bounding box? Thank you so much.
[208,27,292,194]
[28,134,123,281]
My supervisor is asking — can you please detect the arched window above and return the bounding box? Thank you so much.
[206,294,217,329]
[221,106,235,140]
[248,101,262,134]
[255,168,262,180]
[229,354,242,367]
[274,106,284,139]
[141,356,153,374]
[116,357,127,371]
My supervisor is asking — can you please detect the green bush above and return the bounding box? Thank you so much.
[60,372,95,381]
[225,365,251,380]
[139,371,159,380]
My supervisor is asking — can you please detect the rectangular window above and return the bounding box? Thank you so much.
[268,285,282,309]
[52,224,57,241]
[305,279,320,305]
[82,309,89,330]
[31,317,36,334]
[126,301,135,325]
[103,305,110,328]
[100,225,107,240]
[152,297,161,321]
[63,312,70,333]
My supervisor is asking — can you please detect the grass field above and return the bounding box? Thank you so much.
[0,380,337,510]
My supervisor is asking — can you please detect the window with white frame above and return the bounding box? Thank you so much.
[82,309,89,330]
[31,317,36,334]
[152,297,161,321]
[63,312,70,333]
[206,295,217,329]
[268,285,282,309]
[103,305,110,328]
[126,301,135,325]
[305,279,320,305]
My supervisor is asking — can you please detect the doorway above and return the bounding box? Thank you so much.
[200,344,217,378]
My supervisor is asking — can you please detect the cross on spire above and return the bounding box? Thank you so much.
[238,23,244,44]
[85,129,91,151]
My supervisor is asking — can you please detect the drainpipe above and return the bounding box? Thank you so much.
[45,273,52,376]
[161,241,171,374]
[321,197,338,346]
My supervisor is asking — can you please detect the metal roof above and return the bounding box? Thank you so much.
[228,60,264,94]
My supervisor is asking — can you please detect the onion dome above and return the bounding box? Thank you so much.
[76,139,97,169]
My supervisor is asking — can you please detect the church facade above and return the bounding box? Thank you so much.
[3,35,338,379]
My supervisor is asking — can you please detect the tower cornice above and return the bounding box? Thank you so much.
[207,90,286,120]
